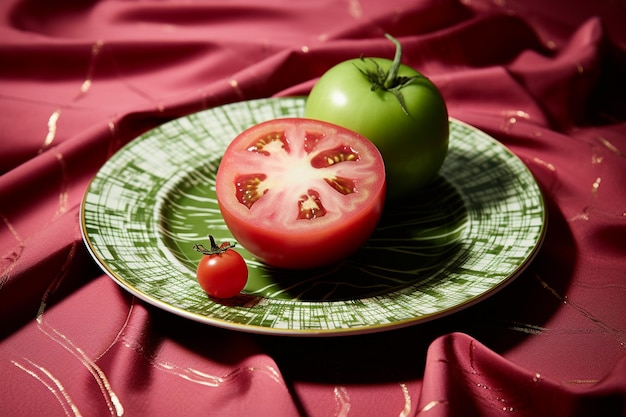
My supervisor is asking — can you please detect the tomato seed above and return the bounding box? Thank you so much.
[311,145,359,168]
[247,131,290,156]
[235,173,267,209]
[325,176,357,195]
[297,190,327,219]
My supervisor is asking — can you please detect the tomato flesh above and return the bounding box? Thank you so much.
[215,118,386,269]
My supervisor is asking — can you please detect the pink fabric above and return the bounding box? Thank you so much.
[2,0,625,416]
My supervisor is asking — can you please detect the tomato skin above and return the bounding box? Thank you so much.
[196,243,248,298]
[304,57,449,200]
[216,118,386,269]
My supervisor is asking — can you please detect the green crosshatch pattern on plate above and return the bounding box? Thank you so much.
[81,97,546,336]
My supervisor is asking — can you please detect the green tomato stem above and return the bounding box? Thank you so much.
[193,234,235,255]
[354,34,422,115]
[384,33,402,89]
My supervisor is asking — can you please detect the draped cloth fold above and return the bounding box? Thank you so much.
[1,1,625,416]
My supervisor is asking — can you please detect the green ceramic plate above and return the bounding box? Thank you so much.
[81,97,545,336]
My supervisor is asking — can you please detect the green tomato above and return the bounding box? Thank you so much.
[304,35,449,201]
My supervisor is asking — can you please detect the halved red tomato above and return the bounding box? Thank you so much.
[215,118,386,269]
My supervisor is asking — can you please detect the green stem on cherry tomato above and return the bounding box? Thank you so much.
[193,235,235,255]
[354,33,423,115]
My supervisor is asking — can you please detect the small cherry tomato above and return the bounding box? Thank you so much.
[193,235,248,298]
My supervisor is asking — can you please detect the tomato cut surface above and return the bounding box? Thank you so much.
[215,118,386,269]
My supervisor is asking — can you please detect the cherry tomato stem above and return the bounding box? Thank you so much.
[193,235,235,255]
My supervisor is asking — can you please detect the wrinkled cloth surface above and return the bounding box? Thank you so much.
[1,0,626,416]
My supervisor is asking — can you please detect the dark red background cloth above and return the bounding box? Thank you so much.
[1,1,625,416]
